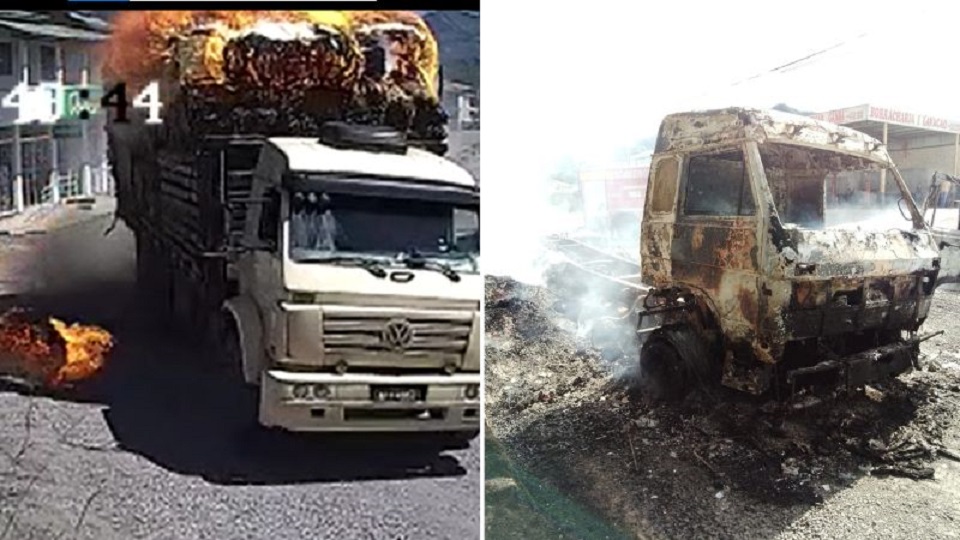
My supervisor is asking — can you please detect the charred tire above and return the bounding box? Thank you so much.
[639,326,714,402]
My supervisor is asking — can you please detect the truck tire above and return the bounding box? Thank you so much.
[436,429,479,449]
[639,326,713,402]
[217,312,259,417]
[217,312,245,378]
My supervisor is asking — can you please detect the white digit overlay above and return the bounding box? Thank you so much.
[133,81,162,124]
[2,83,63,124]
[0,83,25,120]
[37,83,63,124]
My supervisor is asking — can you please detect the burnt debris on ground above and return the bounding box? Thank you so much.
[485,273,960,537]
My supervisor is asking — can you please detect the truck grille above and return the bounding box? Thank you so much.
[322,312,473,357]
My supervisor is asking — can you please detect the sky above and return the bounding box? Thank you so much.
[481,0,960,278]
[486,0,958,164]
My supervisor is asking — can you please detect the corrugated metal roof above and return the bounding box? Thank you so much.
[66,12,110,32]
[0,18,107,41]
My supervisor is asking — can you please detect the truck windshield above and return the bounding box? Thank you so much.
[758,143,918,231]
[288,190,479,272]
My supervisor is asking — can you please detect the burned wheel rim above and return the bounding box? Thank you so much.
[639,336,690,402]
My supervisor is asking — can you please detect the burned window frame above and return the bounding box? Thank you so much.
[680,145,757,219]
[647,155,680,215]
[755,141,923,231]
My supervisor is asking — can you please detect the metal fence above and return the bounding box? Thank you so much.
[0,144,12,216]
[0,163,114,218]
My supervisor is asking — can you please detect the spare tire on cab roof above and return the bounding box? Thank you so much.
[318,122,408,154]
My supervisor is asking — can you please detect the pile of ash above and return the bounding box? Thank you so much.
[486,271,960,537]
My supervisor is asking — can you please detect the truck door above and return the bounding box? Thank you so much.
[641,155,680,284]
[236,184,284,363]
[672,145,761,335]
[923,173,960,287]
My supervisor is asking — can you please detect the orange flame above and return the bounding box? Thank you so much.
[48,318,113,386]
[0,309,113,388]
[101,10,440,98]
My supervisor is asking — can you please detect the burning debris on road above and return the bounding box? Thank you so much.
[102,11,447,151]
[0,308,113,390]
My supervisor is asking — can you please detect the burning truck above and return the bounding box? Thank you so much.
[101,12,480,438]
[551,108,960,402]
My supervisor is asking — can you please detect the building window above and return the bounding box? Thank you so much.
[0,42,13,76]
[40,45,57,81]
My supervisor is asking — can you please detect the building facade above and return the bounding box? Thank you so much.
[443,80,479,182]
[0,11,108,215]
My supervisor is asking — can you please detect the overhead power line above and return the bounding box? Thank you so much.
[728,32,870,87]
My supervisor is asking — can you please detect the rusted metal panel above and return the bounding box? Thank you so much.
[656,108,893,165]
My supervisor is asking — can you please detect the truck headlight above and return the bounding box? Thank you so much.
[464,384,480,400]
[312,384,331,399]
[287,383,333,401]
[291,384,311,400]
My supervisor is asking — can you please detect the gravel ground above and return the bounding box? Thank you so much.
[485,273,960,540]
[0,208,480,540]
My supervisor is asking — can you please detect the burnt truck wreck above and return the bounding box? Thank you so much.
[638,107,960,399]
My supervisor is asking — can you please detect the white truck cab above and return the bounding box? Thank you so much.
[221,127,481,434]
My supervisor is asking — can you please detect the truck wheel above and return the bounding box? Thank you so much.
[217,313,245,378]
[437,429,479,449]
[640,333,689,402]
[218,313,259,425]
[639,326,713,402]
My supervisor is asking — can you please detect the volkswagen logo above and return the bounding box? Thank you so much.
[381,319,414,350]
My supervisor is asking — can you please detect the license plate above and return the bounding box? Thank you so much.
[372,386,424,402]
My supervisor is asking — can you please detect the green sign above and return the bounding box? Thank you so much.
[60,85,104,122]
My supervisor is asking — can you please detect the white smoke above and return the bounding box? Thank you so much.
[483,165,582,285]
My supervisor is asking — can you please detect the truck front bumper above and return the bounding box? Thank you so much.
[784,339,919,392]
[259,369,481,433]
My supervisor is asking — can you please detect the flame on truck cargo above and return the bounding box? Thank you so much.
[101,10,440,98]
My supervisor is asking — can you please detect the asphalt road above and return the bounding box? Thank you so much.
[0,210,480,540]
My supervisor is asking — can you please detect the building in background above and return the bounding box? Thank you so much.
[444,80,479,182]
[810,104,960,207]
[0,11,109,215]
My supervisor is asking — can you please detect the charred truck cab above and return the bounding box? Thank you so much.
[639,107,956,399]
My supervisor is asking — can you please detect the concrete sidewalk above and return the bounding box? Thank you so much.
[0,196,117,236]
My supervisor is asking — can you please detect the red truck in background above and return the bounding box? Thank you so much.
[577,160,650,253]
